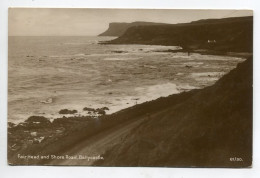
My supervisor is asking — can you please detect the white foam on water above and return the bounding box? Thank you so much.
[176,73,184,76]
[111,44,181,53]
[191,72,225,77]
[171,55,192,60]
[134,83,179,104]
[100,83,184,115]
[190,72,226,82]
[103,57,142,61]
[40,97,53,104]
[34,82,198,122]
[177,84,200,91]
[183,62,204,65]
[191,53,246,61]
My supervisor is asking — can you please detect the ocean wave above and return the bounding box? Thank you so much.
[8,36,245,125]
[40,97,53,104]
[103,57,141,61]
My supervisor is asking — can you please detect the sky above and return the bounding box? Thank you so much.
[8,8,253,36]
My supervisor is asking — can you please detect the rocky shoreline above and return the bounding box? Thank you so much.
[8,106,110,164]
[8,82,200,165]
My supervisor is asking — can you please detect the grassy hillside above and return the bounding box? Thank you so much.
[98,21,168,37]
[105,16,253,53]
[94,57,253,167]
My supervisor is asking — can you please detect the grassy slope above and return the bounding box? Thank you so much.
[94,57,252,167]
[107,16,253,53]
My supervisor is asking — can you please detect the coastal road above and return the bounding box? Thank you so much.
[48,117,145,166]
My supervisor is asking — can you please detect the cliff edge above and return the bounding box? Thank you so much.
[105,16,253,53]
[98,21,168,37]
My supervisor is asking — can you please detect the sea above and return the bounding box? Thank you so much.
[8,36,245,124]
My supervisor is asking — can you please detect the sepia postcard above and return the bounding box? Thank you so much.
[8,8,253,167]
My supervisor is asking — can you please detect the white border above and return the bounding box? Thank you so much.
[1,1,259,178]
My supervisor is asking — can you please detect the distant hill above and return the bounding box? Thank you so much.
[104,16,253,53]
[98,21,168,36]
[95,57,253,167]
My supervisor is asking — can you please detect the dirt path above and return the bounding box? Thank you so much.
[48,117,145,166]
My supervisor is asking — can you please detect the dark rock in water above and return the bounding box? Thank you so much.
[25,116,51,124]
[100,107,109,111]
[83,107,108,115]
[111,50,127,53]
[22,116,52,129]
[83,107,96,112]
[59,109,77,114]
[96,108,106,115]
